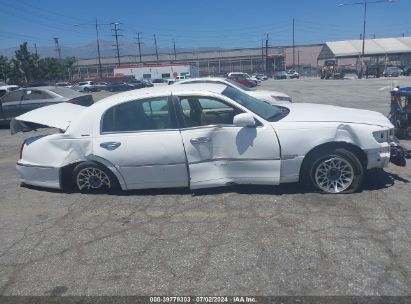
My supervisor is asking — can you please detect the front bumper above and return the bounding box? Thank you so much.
[16,162,61,189]
[389,142,410,167]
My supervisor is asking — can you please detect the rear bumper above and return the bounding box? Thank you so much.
[16,162,61,189]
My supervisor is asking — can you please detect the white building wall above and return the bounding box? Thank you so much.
[113,65,198,79]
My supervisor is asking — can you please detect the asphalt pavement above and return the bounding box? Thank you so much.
[0,77,410,296]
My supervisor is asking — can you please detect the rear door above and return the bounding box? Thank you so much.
[93,95,189,190]
[175,95,281,189]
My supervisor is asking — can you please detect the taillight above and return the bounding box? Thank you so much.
[19,140,26,160]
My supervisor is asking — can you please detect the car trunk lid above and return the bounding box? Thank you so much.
[10,102,86,134]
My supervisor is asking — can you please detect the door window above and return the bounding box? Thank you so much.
[102,97,172,133]
[178,96,242,127]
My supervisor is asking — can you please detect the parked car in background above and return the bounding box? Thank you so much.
[383,67,402,77]
[55,82,72,88]
[12,83,404,194]
[95,82,109,91]
[287,70,300,79]
[0,85,20,98]
[141,79,153,87]
[273,71,288,80]
[254,74,268,81]
[0,86,93,126]
[128,80,147,89]
[175,77,292,103]
[106,82,134,92]
[72,81,98,92]
[151,79,174,86]
[227,73,255,88]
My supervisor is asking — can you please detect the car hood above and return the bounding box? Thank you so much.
[277,103,393,127]
[10,103,86,134]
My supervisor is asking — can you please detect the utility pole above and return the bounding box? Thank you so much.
[111,22,122,66]
[136,32,142,63]
[360,0,368,78]
[95,18,103,80]
[53,37,62,61]
[173,39,177,61]
[297,49,300,72]
[261,39,264,72]
[34,43,38,57]
[154,34,159,63]
[265,34,268,74]
[292,18,295,70]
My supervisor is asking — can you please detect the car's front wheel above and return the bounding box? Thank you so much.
[73,161,117,192]
[302,148,364,194]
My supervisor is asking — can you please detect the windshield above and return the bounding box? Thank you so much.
[222,86,283,121]
[225,78,253,91]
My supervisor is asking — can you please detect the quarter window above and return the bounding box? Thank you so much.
[23,90,52,100]
[102,97,172,133]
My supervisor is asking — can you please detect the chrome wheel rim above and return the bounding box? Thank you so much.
[314,156,354,193]
[76,167,111,190]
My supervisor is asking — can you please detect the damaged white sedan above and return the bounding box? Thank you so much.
[12,83,406,194]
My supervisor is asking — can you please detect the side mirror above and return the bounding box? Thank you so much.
[233,113,256,127]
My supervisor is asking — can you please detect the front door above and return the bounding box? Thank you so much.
[176,95,281,189]
[93,96,188,190]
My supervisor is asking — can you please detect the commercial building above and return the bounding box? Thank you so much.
[73,44,323,80]
[113,64,199,80]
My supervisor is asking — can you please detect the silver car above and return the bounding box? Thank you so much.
[0,86,94,126]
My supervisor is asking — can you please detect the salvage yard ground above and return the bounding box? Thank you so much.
[0,77,410,295]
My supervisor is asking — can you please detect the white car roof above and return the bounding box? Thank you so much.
[96,83,227,107]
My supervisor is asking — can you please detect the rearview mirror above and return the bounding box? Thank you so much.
[233,113,256,127]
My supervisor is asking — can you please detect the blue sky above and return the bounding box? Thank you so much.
[0,0,410,51]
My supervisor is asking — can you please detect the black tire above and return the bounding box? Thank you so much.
[300,148,363,194]
[73,161,118,192]
[83,87,90,92]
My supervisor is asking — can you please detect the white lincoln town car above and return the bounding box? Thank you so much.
[12,83,405,194]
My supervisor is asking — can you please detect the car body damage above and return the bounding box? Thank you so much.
[10,103,86,134]
[12,84,406,194]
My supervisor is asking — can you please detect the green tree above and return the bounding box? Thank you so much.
[64,56,76,80]
[14,42,38,83]
[0,55,9,82]
[38,57,65,81]
[3,42,77,84]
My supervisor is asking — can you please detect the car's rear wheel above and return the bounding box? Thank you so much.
[73,161,117,192]
[301,148,363,194]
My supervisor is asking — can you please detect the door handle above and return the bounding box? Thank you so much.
[100,142,121,150]
[190,137,210,144]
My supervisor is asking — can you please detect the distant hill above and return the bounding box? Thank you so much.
[0,40,224,59]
